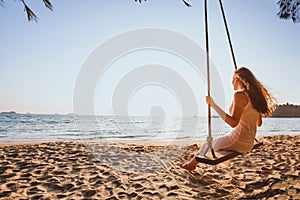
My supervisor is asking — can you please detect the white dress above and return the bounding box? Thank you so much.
[198,98,260,155]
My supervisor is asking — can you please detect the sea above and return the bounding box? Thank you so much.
[0,113,299,143]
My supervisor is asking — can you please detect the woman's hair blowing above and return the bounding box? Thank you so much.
[234,67,277,116]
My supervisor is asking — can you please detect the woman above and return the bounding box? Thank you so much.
[181,67,276,171]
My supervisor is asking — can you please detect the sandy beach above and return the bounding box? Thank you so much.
[0,135,299,199]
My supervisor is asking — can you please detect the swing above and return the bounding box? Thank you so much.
[196,141,263,165]
[196,0,263,165]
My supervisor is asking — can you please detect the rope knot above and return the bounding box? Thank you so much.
[206,136,213,144]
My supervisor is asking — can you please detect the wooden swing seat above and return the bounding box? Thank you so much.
[196,141,263,165]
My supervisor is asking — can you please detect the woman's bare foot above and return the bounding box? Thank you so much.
[180,162,196,171]
[180,156,199,171]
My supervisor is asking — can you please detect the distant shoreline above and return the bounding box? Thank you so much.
[271,103,300,118]
[1,103,300,118]
[269,116,300,118]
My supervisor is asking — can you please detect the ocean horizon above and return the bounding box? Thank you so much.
[1,113,300,143]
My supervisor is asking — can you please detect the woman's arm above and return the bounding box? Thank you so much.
[229,103,233,114]
[206,92,248,128]
[257,114,262,127]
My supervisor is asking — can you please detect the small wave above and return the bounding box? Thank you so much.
[32,129,43,132]
[178,135,192,139]
[19,120,31,124]
[88,134,150,140]
[115,135,141,139]
[291,129,300,132]
[58,129,80,133]
[157,129,180,133]
[47,121,59,124]
[269,129,280,132]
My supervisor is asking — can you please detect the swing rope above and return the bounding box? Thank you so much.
[204,0,239,157]
[218,0,238,70]
[204,0,216,158]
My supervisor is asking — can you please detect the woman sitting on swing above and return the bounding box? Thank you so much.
[181,67,276,171]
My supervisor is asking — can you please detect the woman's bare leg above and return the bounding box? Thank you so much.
[180,154,199,171]
[180,142,210,171]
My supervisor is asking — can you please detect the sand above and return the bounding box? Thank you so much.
[0,135,299,199]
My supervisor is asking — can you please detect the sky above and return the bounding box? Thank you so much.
[0,0,299,116]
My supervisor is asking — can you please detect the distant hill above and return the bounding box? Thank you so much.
[0,111,17,115]
[271,103,300,118]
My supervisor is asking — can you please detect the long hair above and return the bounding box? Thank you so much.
[234,67,277,116]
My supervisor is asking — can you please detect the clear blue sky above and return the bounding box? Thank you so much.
[0,0,299,115]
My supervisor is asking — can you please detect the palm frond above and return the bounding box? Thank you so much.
[134,0,191,7]
[134,0,145,3]
[277,0,300,23]
[182,0,191,7]
[0,0,4,8]
[19,0,52,22]
[24,4,39,22]
[20,0,39,22]
[43,0,53,11]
